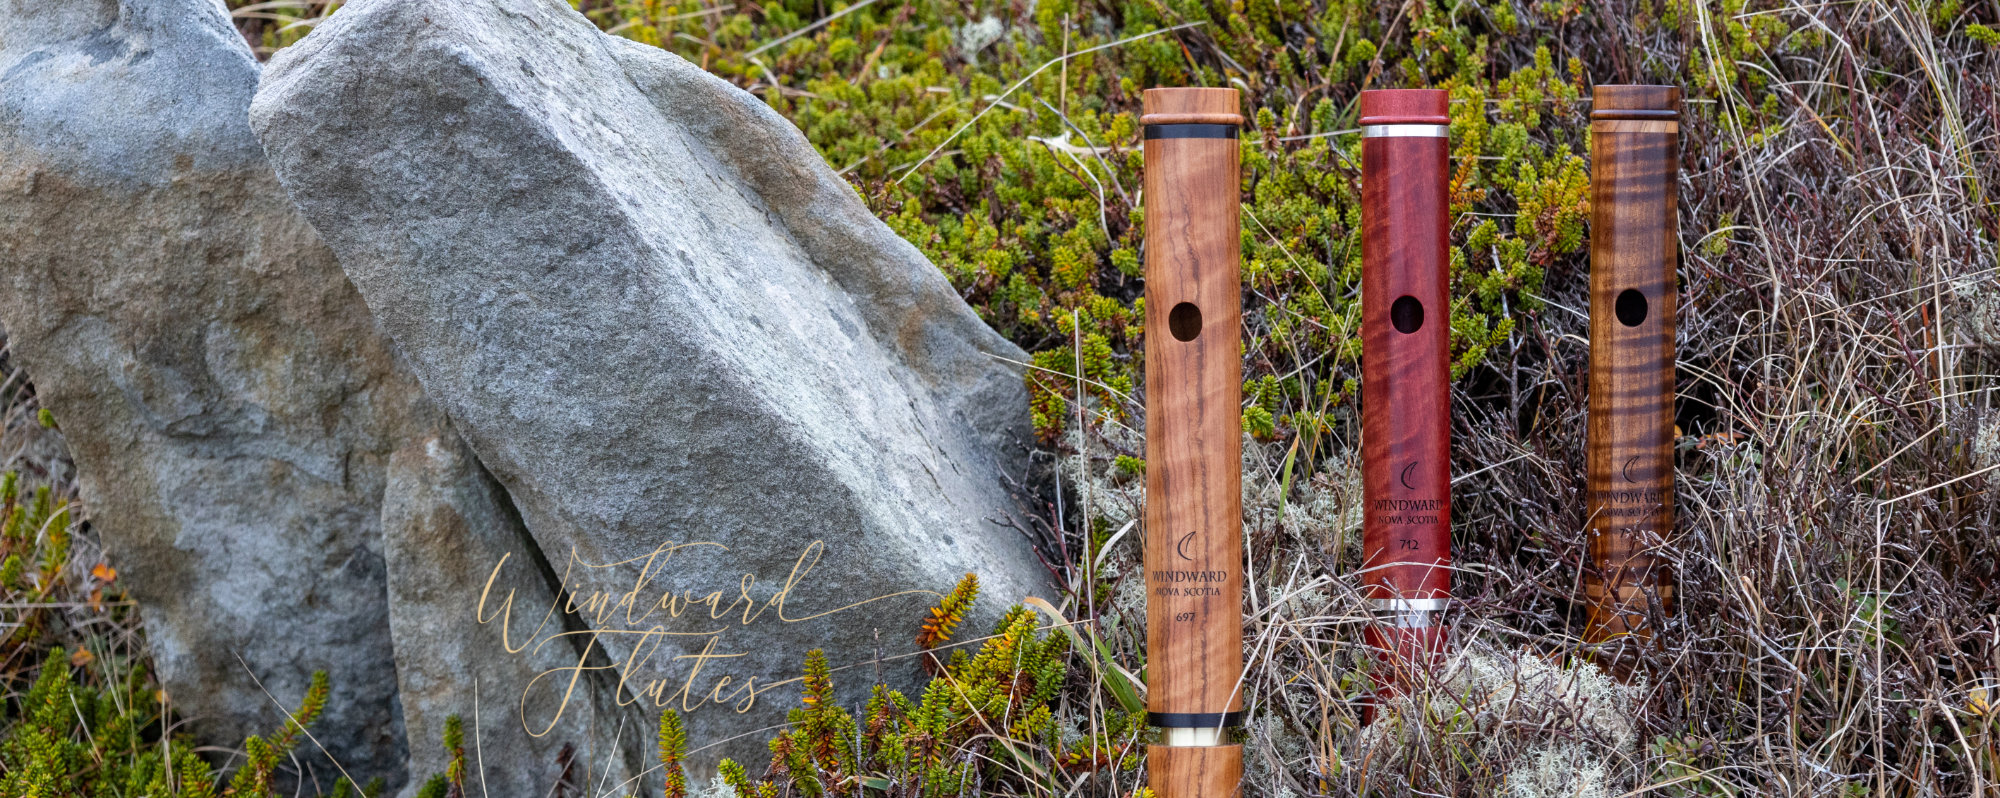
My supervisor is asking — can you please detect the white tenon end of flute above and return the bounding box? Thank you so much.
[1163,727,1226,747]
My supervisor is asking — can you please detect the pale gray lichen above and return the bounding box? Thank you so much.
[1507,742,1615,798]
[1354,645,1643,797]
[1244,711,1310,798]
[954,15,1006,65]
[1954,272,2000,355]
[1241,436,1363,569]
[693,774,738,798]
[1974,409,2000,488]
[1057,414,1146,531]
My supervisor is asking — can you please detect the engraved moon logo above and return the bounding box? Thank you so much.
[1622,455,1642,483]
[1399,460,1419,490]
[1176,530,1198,560]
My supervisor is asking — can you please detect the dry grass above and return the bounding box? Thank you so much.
[1039,2,2000,795]
[63,0,2000,793]
[0,338,122,686]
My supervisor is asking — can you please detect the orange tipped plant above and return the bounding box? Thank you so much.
[915,574,978,650]
[659,709,689,798]
[714,584,1135,798]
[915,573,978,675]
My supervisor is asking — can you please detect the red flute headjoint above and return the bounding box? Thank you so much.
[1141,87,1245,798]
[1583,86,1681,671]
[1358,89,1452,702]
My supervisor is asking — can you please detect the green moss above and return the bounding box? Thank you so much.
[565,0,1635,446]
[0,643,341,797]
[658,708,690,798]
[716,584,1095,797]
[0,469,385,796]
[198,2,1865,793]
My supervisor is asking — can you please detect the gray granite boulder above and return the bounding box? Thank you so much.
[384,433,644,795]
[251,0,1049,765]
[0,0,421,785]
[0,1,652,789]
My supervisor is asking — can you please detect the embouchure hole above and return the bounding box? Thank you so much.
[1168,302,1203,341]
[1390,296,1424,334]
[1615,289,1648,327]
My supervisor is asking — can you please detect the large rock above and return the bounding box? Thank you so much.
[384,433,642,794]
[251,0,1049,763]
[0,0,556,788]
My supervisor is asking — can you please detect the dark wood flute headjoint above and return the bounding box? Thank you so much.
[1583,81,1680,672]
[1358,89,1449,126]
[1590,85,1682,120]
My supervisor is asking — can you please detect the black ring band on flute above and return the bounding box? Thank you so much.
[1141,87,1247,793]
[1143,123,1239,140]
[1148,711,1248,728]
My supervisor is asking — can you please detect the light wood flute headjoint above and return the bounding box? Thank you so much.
[1140,87,1245,126]
[1140,85,1245,798]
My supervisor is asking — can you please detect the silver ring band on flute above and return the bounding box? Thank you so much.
[1370,598,1449,611]
[1141,87,1248,788]
[1371,597,1449,628]
[1362,124,1449,138]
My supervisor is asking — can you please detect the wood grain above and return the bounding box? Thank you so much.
[1359,91,1452,603]
[1584,85,1681,657]
[1139,89,1245,126]
[1142,87,1244,726]
[1148,744,1244,798]
[1359,88,1452,699]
